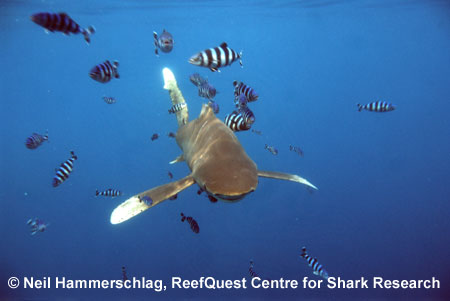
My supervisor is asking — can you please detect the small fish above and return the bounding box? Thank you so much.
[189,73,206,87]
[224,111,251,132]
[265,144,278,155]
[27,218,49,235]
[289,145,304,157]
[96,189,122,197]
[122,266,128,281]
[169,194,178,200]
[52,151,77,187]
[103,96,116,104]
[151,133,159,141]
[300,247,329,280]
[168,132,176,138]
[168,103,187,114]
[180,213,200,234]
[234,94,248,109]
[208,100,219,114]
[233,81,259,102]
[189,42,243,72]
[138,195,153,206]
[153,29,173,56]
[198,82,217,100]
[357,101,396,112]
[251,129,262,135]
[25,131,48,149]
[239,106,255,125]
[168,171,173,179]
[249,260,270,281]
[89,60,119,83]
[30,12,95,44]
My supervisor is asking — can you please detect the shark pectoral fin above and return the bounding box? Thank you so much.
[110,174,195,224]
[257,170,318,190]
[169,154,184,164]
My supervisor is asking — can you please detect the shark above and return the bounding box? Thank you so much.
[110,68,317,224]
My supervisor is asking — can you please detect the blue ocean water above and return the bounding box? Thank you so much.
[1,0,450,299]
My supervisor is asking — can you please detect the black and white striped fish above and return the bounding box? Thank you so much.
[198,82,217,100]
[189,42,243,72]
[180,213,200,234]
[153,29,173,56]
[233,81,259,102]
[52,151,77,187]
[31,12,95,44]
[96,188,122,197]
[168,102,187,114]
[208,100,219,114]
[103,96,116,104]
[224,111,251,132]
[189,73,206,87]
[357,101,396,112]
[89,60,119,83]
[300,247,329,280]
[25,131,48,149]
[239,106,255,125]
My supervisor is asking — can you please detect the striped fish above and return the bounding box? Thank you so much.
[138,195,153,206]
[289,145,304,157]
[198,82,217,100]
[103,96,116,104]
[207,100,219,114]
[153,29,173,56]
[168,102,187,114]
[248,260,259,279]
[235,94,248,109]
[96,189,122,197]
[224,111,251,132]
[264,144,278,155]
[52,151,77,187]
[180,213,200,234]
[233,81,259,102]
[357,101,395,112]
[31,12,95,44]
[89,60,119,83]
[189,42,243,72]
[300,247,329,280]
[239,106,255,125]
[189,73,206,87]
[25,132,48,149]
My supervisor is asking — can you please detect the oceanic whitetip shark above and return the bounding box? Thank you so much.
[110,68,317,224]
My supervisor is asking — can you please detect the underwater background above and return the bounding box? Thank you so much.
[1,0,450,299]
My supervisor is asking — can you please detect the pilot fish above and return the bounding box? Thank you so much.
[52,151,77,187]
[103,96,116,104]
[289,145,304,157]
[189,42,243,72]
[25,131,48,149]
[197,82,217,100]
[233,81,259,102]
[30,12,95,44]
[27,218,49,235]
[357,101,396,112]
[189,73,206,87]
[265,144,278,155]
[224,111,251,132]
[89,60,119,83]
[153,29,173,56]
[208,100,219,114]
[300,247,329,280]
[180,213,200,234]
[239,106,255,125]
[168,103,187,114]
[96,189,122,197]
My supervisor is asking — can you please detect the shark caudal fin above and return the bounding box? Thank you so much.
[110,175,195,224]
[257,170,318,190]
